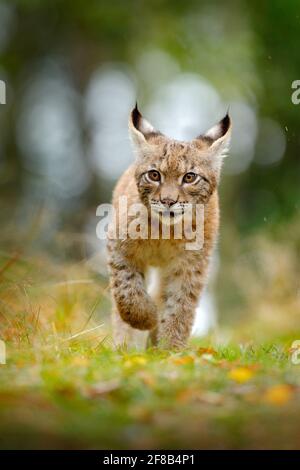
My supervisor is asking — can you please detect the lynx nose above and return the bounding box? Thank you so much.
[160,198,176,208]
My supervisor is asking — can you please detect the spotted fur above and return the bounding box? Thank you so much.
[107,105,231,350]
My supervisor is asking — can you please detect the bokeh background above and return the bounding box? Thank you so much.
[0,0,299,336]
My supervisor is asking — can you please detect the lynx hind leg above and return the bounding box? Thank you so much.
[145,267,162,348]
[147,327,159,347]
[112,307,148,350]
[156,262,205,350]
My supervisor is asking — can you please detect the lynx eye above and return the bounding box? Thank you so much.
[183,172,197,184]
[147,170,161,182]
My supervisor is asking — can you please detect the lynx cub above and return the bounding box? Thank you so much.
[107,105,231,350]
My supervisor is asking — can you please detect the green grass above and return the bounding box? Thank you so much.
[0,252,300,449]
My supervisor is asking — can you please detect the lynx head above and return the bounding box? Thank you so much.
[129,104,231,223]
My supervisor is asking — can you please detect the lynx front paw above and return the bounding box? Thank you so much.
[118,302,158,331]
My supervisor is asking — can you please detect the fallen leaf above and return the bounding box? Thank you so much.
[263,384,294,406]
[228,367,255,383]
[197,347,217,356]
[123,356,147,368]
[171,355,195,366]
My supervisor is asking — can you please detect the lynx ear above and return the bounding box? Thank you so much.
[196,113,232,170]
[128,104,160,155]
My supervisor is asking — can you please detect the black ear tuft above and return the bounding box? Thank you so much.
[129,104,162,142]
[131,102,142,130]
[196,112,231,144]
[220,113,231,137]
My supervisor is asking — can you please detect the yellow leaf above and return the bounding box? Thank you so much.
[263,384,294,406]
[228,367,254,383]
[124,356,147,368]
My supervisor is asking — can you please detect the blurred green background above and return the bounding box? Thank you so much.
[0,0,299,333]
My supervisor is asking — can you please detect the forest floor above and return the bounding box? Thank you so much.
[1,251,300,449]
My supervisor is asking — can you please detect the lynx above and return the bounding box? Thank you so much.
[107,105,231,350]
